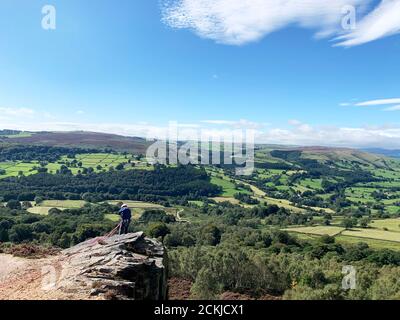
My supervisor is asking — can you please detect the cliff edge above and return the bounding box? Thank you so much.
[0,232,168,300]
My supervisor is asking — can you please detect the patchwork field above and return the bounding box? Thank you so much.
[370,218,400,232]
[284,226,345,237]
[209,173,251,197]
[105,200,168,221]
[341,228,400,243]
[285,219,400,250]
[0,152,150,179]
[27,200,88,215]
[25,199,165,218]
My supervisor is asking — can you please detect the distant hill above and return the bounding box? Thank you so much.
[0,131,151,154]
[362,148,400,159]
[256,145,393,169]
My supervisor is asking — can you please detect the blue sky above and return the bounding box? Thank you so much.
[0,0,400,147]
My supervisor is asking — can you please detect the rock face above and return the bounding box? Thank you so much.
[58,232,168,300]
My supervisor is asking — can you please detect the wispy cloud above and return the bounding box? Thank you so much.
[0,107,35,117]
[201,119,267,129]
[356,98,400,106]
[335,0,400,47]
[261,121,400,148]
[162,0,400,47]
[341,98,400,111]
[384,105,400,112]
[3,117,400,148]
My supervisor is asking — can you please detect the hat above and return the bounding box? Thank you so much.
[121,204,128,208]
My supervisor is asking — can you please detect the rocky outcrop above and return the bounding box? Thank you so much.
[0,232,167,300]
[57,232,168,300]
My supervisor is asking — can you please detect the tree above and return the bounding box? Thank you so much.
[0,229,9,242]
[6,200,21,210]
[9,224,34,242]
[147,222,170,242]
[199,224,221,246]
[34,196,44,204]
[342,217,356,230]
[21,201,32,210]
[359,217,371,228]
[190,267,220,300]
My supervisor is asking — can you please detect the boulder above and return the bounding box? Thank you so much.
[58,232,168,300]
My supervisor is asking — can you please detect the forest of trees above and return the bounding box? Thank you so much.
[2,201,399,300]
[0,145,99,162]
[0,165,221,202]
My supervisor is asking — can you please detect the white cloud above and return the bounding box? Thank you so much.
[3,117,400,148]
[162,0,400,47]
[0,107,35,117]
[342,98,400,112]
[336,0,400,47]
[356,98,400,106]
[201,119,266,129]
[76,110,85,115]
[384,105,400,111]
[260,121,400,148]
[201,120,234,125]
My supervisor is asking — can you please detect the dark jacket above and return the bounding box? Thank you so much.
[119,207,132,220]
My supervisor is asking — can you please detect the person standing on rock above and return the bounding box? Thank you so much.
[118,204,132,235]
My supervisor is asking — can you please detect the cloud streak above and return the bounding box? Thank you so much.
[162,0,400,47]
[355,98,400,106]
[336,0,400,47]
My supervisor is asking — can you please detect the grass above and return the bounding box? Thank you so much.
[27,200,87,215]
[335,235,400,251]
[370,218,400,232]
[188,200,204,207]
[210,174,251,197]
[4,132,32,138]
[210,197,241,205]
[27,207,63,215]
[284,226,345,237]
[40,200,87,208]
[104,214,120,222]
[107,200,164,209]
[342,228,400,243]
[0,152,151,180]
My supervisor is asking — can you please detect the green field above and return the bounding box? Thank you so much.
[370,218,400,232]
[342,228,400,243]
[106,200,164,209]
[0,152,151,179]
[26,199,166,218]
[284,226,345,237]
[284,219,400,250]
[27,200,88,215]
[209,174,251,197]
[3,132,32,138]
[335,235,400,251]
[40,200,87,208]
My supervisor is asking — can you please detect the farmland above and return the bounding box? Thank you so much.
[0,152,150,179]
[2,136,400,301]
[284,218,400,250]
[24,199,168,219]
